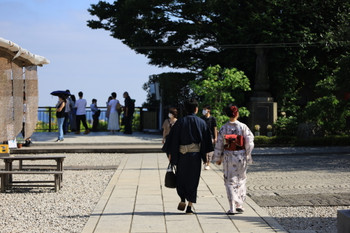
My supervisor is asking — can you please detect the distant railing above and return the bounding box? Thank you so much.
[36,106,143,132]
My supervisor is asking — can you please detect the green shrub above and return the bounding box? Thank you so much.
[303,95,347,135]
[254,136,296,146]
[296,135,350,146]
[274,116,298,136]
[96,120,108,131]
[133,113,140,131]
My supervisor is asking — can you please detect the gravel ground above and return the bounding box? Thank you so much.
[264,206,350,233]
[61,153,123,167]
[0,153,124,233]
[0,153,123,167]
[248,154,350,233]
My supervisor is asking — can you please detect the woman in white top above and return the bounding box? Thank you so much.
[107,92,120,133]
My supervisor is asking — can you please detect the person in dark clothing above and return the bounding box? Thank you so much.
[90,99,100,132]
[123,92,134,134]
[63,89,72,134]
[162,98,213,214]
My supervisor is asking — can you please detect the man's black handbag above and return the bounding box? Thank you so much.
[164,163,176,188]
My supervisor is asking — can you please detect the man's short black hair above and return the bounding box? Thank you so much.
[203,105,211,110]
[184,98,198,114]
[78,91,83,97]
[111,92,117,98]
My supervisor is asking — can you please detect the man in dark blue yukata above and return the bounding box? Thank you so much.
[163,98,214,214]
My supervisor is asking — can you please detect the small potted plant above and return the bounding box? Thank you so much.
[16,137,24,148]
[254,124,260,136]
[266,124,273,137]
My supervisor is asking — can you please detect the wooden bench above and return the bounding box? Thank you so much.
[0,155,65,179]
[0,170,63,192]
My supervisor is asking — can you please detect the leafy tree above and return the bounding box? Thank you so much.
[300,53,350,135]
[335,53,350,98]
[303,95,344,135]
[87,0,349,74]
[143,72,196,111]
[190,65,251,127]
[88,0,350,134]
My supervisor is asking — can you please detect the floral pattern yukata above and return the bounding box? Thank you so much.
[212,120,254,210]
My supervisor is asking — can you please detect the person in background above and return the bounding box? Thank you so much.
[90,99,100,132]
[74,91,89,134]
[70,95,77,132]
[63,89,72,134]
[106,96,112,123]
[162,107,178,145]
[212,104,254,215]
[123,92,135,134]
[107,92,120,134]
[55,95,66,142]
[22,96,32,147]
[200,105,218,170]
[162,99,213,214]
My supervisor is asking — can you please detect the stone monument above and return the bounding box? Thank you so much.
[248,46,277,135]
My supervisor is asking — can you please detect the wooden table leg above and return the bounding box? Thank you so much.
[1,174,6,193]
[4,160,13,187]
[56,159,63,183]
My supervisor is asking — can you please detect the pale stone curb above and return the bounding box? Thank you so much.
[246,196,287,232]
[81,155,129,233]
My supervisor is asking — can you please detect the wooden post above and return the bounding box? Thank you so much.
[24,66,38,138]
[49,107,52,132]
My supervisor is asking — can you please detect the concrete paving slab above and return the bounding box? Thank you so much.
[166,220,203,233]
[200,223,240,233]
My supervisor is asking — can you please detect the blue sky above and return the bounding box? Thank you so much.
[0,0,179,107]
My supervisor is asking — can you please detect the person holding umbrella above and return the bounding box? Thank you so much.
[55,95,66,142]
[51,90,70,141]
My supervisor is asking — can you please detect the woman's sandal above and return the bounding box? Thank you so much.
[226,210,238,215]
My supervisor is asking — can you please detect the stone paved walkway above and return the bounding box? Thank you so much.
[82,153,286,233]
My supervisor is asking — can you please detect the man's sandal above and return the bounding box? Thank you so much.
[186,206,194,214]
[177,202,186,211]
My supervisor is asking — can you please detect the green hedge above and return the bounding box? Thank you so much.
[255,135,350,147]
